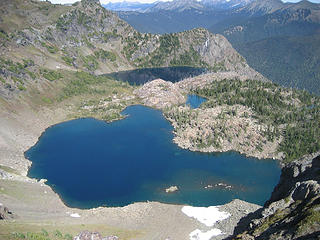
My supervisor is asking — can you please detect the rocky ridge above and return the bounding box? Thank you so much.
[232,152,320,239]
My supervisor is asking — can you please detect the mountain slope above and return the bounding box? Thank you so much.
[114,0,320,94]
[233,34,320,93]
[0,0,262,100]
[216,0,320,94]
[237,0,285,15]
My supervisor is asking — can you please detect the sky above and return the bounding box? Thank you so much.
[48,0,320,4]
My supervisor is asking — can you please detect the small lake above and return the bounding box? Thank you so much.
[186,95,207,109]
[106,66,207,85]
[26,105,280,209]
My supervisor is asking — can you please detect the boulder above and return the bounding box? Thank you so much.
[73,231,119,240]
[0,203,14,220]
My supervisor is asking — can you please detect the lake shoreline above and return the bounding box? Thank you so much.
[0,105,263,239]
[0,72,286,239]
[0,98,263,240]
[26,104,280,209]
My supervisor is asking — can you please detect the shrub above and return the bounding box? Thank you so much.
[41,69,63,81]
[61,56,73,66]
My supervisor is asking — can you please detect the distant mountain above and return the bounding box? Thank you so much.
[146,0,204,12]
[113,0,320,94]
[214,0,320,93]
[214,0,320,42]
[202,0,254,9]
[102,1,154,12]
[238,0,285,15]
[117,0,232,34]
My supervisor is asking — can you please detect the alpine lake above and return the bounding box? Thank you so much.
[26,68,281,209]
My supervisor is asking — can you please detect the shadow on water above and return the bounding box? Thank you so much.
[105,66,207,85]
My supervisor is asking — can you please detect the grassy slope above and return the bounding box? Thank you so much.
[0,222,140,240]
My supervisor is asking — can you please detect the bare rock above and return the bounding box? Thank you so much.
[102,236,119,240]
[74,231,102,240]
[0,203,15,220]
[230,153,320,240]
[134,79,186,109]
[74,231,119,240]
[165,186,179,193]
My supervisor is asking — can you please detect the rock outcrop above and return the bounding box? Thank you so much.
[134,79,186,109]
[231,153,320,239]
[0,203,15,220]
[73,231,118,240]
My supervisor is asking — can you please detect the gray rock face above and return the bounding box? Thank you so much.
[134,79,186,109]
[231,153,320,240]
[82,0,100,4]
[266,152,320,206]
[0,203,15,220]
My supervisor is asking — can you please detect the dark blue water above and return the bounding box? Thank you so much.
[106,66,207,85]
[26,105,280,209]
[186,95,207,108]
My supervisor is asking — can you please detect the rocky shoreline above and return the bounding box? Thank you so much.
[134,72,283,161]
[165,104,282,160]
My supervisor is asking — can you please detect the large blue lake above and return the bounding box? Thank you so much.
[26,105,280,209]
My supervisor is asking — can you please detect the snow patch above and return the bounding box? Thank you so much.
[189,229,222,240]
[182,206,230,227]
[70,213,81,218]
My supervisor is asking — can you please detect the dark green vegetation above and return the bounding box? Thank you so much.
[41,69,63,82]
[193,79,320,161]
[94,49,117,62]
[232,34,320,95]
[122,31,209,68]
[0,57,36,91]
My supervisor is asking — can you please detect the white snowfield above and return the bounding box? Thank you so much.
[182,206,231,240]
[182,206,231,227]
[69,213,81,218]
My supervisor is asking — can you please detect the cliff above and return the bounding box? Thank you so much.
[232,152,320,239]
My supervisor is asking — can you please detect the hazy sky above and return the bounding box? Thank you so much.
[48,0,320,4]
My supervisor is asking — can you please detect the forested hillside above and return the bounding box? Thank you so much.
[114,0,320,94]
